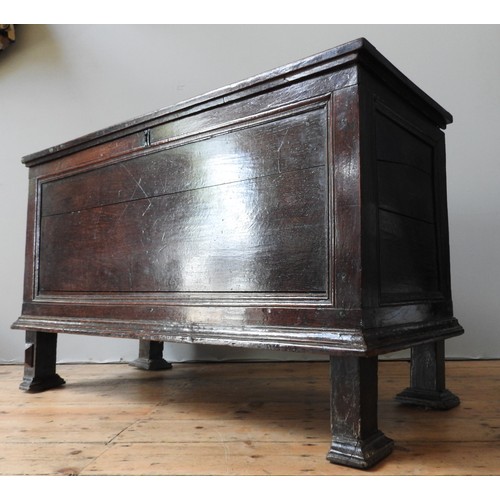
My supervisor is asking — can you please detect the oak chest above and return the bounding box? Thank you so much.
[13,38,463,469]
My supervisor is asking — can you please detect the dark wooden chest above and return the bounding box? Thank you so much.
[13,38,463,469]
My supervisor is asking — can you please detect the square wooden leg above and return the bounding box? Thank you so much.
[20,330,65,392]
[327,355,394,469]
[396,340,460,409]
[129,340,172,371]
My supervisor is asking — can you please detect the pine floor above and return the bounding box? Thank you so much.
[0,360,498,476]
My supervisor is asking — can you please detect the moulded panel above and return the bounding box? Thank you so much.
[38,105,330,298]
[375,111,433,174]
[375,107,441,304]
[379,209,440,302]
[377,161,434,223]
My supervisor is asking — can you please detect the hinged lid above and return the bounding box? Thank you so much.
[22,38,452,167]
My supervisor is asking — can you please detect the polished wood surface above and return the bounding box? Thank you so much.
[0,360,497,476]
[12,38,464,469]
[14,37,460,348]
[40,165,327,293]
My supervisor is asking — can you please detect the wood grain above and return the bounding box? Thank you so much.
[39,166,328,294]
[0,360,498,476]
[41,106,327,217]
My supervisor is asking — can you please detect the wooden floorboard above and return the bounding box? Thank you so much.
[0,360,498,476]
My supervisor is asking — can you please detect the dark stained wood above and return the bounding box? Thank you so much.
[19,331,65,392]
[396,340,460,409]
[39,166,328,294]
[378,209,440,301]
[377,161,435,223]
[374,104,444,304]
[41,105,327,217]
[22,38,451,168]
[375,110,433,174]
[328,356,394,469]
[130,340,172,371]
[12,38,463,469]
[332,85,362,310]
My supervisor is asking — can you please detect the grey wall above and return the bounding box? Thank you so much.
[1,25,499,363]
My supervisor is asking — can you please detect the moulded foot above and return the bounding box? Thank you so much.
[19,373,66,392]
[129,358,172,371]
[326,431,394,469]
[396,387,460,410]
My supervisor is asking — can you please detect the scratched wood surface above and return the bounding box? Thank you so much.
[0,360,498,476]
[39,167,327,294]
[38,103,328,295]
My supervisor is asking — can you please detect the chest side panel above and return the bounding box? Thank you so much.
[375,108,443,304]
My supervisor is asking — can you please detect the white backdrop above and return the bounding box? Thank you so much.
[1,24,499,363]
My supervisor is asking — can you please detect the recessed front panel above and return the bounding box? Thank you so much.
[38,103,330,298]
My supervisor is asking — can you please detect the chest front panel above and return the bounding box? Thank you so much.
[38,104,330,299]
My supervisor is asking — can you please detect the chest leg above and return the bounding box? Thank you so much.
[129,340,172,371]
[20,330,65,392]
[327,355,394,469]
[396,340,460,409]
